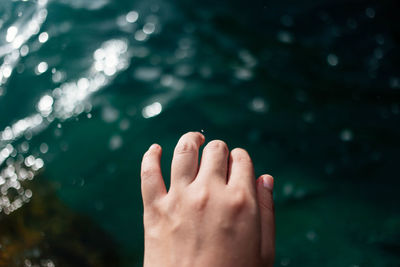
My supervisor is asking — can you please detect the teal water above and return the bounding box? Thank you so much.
[0,0,399,266]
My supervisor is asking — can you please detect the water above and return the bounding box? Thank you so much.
[1,0,399,266]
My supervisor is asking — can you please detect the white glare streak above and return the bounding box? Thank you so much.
[0,1,49,88]
[0,39,130,144]
[0,0,138,216]
[0,39,132,216]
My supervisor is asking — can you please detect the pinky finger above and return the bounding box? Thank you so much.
[256,174,275,266]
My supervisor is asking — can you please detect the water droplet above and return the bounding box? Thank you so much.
[6,26,18,42]
[249,97,269,113]
[38,32,49,43]
[365,8,375,18]
[327,54,339,66]
[40,143,49,154]
[143,22,156,34]
[135,30,148,41]
[109,135,123,150]
[126,10,139,23]
[277,31,294,43]
[389,77,400,89]
[306,230,318,241]
[340,129,353,142]
[234,68,253,80]
[20,45,29,56]
[283,183,294,197]
[36,61,48,74]
[142,102,162,118]
[37,94,53,116]
[119,119,130,131]
[133,67,161,82]
[102,106,119,123]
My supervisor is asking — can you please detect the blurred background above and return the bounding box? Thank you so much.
[0,0,399,266]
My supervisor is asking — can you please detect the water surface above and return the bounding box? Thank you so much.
[0,0,399,266]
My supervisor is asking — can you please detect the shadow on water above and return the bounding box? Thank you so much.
[0,175,120,267]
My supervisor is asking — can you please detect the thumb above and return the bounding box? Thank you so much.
[256,174,275,266]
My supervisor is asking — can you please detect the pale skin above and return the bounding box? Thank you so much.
[140,132,275,267]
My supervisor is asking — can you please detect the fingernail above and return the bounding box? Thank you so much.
[198,132,205,141]
[149,144,158,150]
[263,175,274,191]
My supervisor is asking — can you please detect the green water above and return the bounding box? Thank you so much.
[0,0,399,266]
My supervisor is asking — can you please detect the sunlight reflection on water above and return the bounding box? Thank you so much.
[0,0,48,87]
[0,1,399,266]
[0,1,145,215]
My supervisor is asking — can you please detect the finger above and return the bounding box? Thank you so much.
[256,174,275,265]
[171,132,205,186]
[141,144,166,206]
[227,148,256,194]
[197,140,229,183]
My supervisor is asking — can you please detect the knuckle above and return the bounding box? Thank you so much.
[189,189,210,211]
[143,199,163,224]
[143,208,157,224]
[175,141,198,154]
[228,189,249,211]
[206,140,228,152]
[247,198,258,216]
[141,167,158,179]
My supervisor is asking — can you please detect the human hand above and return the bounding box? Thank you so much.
[141,132,275,267]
